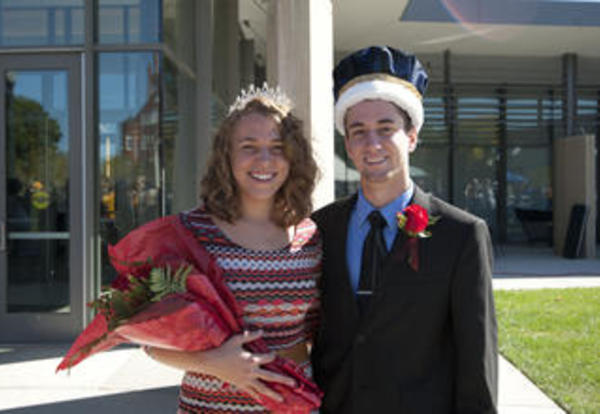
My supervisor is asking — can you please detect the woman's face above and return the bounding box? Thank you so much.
[230,112,290,206]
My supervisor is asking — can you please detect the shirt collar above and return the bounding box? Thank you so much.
[356,181,415,229]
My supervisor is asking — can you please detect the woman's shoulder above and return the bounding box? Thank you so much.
[290,217,321,253]
[178,206,222,239]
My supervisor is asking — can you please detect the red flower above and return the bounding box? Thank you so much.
[403,204,430,234]
[396,204,439,271]
[396,204,438,239]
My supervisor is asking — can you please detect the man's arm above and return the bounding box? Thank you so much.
[451,219,498,413]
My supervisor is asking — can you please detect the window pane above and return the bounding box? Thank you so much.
[507,147,552,243]
[97,0,160,44]
[505,90,561,145]
[411,146,450,200]
[420,95,448,144]
[0,0,84,46]
[5,69,71,313]
[455,96,500,145]
[98,52,161,285]
[577,91,600,136]
[454,146,498,234]
[7,239,69,312]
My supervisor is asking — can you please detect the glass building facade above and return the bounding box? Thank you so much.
[0,0,266,341]
[335,54,600,245]
[0,1,598,341]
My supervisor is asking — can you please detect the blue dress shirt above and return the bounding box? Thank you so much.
[346,183,414,293]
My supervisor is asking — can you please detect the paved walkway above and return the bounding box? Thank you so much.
[0,343,570,414]
[1,245,597,413]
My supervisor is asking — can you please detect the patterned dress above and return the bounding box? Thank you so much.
[177,208,321,413]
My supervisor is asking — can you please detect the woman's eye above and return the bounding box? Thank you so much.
[271,146,284,154]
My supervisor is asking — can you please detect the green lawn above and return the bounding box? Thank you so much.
[495,287,600,414]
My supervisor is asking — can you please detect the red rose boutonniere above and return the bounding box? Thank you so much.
[396,204,439,271]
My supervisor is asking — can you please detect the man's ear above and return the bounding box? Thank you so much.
[343,132,351,153]
[407,127,418,153]
[343,133,358,167]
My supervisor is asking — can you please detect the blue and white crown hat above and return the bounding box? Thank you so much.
[333,46,429,134]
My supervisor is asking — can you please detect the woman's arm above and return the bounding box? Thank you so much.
[144,330,295,402]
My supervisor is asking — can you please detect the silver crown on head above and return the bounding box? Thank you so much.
[227,82,293,116]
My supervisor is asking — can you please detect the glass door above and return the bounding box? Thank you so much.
[0,54,82,341]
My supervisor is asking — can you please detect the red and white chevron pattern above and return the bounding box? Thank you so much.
[176,209,321,413]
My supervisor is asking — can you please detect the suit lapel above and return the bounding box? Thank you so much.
[327,194,361,322]
[384,185,433,276]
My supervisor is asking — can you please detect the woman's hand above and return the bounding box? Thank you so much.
[198,330,296,402]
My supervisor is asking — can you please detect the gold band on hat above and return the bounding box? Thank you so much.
[338,73,423,101]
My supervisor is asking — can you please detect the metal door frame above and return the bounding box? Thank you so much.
[0,53,83,341]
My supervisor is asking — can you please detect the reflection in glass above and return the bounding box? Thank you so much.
[98,0,160,44]
[98,52,162,285]
[455,146,498,234]
[411,146,450,200]
[506,95,560,145]
[5,70,70,313]
[456,96,500,145]
[577,96,599,135]
[0,1,84,46]
[420,96,448,144]
[507,147,552,242]
[7,239,69,313]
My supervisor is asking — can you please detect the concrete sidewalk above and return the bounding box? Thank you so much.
[0,342,567,414]
[3,245,598,413]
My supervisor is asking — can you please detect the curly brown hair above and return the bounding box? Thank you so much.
[200,97,318,228]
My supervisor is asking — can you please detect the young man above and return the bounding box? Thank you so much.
[311,46,498,413]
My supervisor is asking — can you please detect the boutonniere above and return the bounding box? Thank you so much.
[396,204,439,271]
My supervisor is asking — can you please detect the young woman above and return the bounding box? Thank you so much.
[145,86,321,413]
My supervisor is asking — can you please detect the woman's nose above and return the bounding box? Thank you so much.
[257,147,272,161]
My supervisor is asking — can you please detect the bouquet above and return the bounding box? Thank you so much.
[56,215,322,413]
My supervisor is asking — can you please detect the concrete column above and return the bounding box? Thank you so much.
[553,135,596,257]
[240,38,255,88]
[266,0,334,209]
[213,0,240,108]
[171,0,206,212]
[195,0,214,202]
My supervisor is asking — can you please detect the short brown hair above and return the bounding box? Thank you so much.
[200,98,318,227]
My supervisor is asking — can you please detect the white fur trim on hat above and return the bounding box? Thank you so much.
[335,79,424,135]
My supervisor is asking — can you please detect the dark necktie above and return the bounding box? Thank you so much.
[357,210,387,316]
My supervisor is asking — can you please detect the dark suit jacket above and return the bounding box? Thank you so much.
[311,186,498,413]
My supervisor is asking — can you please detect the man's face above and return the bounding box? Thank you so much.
[344,99,417,185]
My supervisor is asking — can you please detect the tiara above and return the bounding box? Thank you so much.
[227,82,293,116]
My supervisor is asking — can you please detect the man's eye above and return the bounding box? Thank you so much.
[350,130,364,139]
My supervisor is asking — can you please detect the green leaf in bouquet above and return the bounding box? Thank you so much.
[149,265,193,302]
[87,263,193,331]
